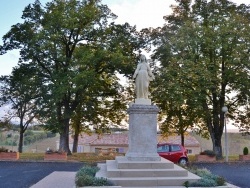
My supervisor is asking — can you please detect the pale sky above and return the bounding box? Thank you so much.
[0,0,249,76]
[0,0,249,130]
[0,0,176,76]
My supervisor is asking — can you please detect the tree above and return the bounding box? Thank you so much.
[233,100,250,135]
[0,120,15,130]
[0,0,142,154]
[71,103,91,153]
[0,64,42,152]
[151,0,250,158]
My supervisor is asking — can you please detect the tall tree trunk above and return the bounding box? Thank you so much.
[203,99,223,158]
[181,132,185,146]
[208,118,223,158]
[59,118,71,155]
[18,127,24,153]
[72,124,80,153]
[72,133,79,153]
[212,135,222,158]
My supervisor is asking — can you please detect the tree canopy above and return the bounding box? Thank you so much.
[1,0,250,158]
[150,0,250,157]
[0,63,42,152]
[0,0,143,154]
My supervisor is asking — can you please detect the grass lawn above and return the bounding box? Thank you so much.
[20,153,44,160]
[19,152,241,163]
[188,154,240,163]
[19,152,123,162]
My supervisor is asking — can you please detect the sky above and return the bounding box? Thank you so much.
[0,0,249,76]
[0,0,249,130]
[0,0,176,76]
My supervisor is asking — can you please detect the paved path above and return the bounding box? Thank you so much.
[193,162,250,188]
[0,161,249,188]
[30,171,76,188]
[0,161,84,188]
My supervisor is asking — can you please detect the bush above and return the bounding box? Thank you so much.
[24,130,34,137]
[75,165,114,187]
[5,140,13,146]
[75,174,94,186]
[200,150,216,157]
[189,177,217,187]
[0,146,8,152]
[92,177,113,186]
[243,147,249,155]
[76,166,99,177]
[216,176,226,185]
[184,167,226,187]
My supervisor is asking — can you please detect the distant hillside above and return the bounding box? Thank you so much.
[24,134,59,153]
[190,132,250,155]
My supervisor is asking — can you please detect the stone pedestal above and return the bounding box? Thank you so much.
[135,98,151,105]
[96,103,201,187]
[125,104,160,161]
[96,156,201,187]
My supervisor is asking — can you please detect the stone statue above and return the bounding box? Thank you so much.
[133,54,154,99]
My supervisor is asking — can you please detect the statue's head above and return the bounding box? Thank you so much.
[139,54,147,63]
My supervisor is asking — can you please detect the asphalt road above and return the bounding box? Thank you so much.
[193,162,250,188]
[0,161,84,188]
[0,161,250,188]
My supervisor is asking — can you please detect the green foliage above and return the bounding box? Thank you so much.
[185,167,226,187]
[92,177,114,186]
[150,0,250,158]
[75,174,94,186]
[75,166,113,187]
[0,133,4,143]
[0,0,142,153]
[216,176,226,186]
[189,178,217,187]
[76,166,100,177]
[0,121,14,130]
[23,131,51,146]
[24,130,34,137]
[5,140,16,146]
[243,147,249,155]
[183,181,190,187]
[0,130,54,147]
[0,63,43,153]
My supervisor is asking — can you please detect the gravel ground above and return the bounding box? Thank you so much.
[0,161,84,188]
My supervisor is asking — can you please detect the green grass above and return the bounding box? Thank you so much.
[19,152,124,162]
[19,152,239,163]
[20,153,44,160]
[69,153,124,162]
[188,154,240,163]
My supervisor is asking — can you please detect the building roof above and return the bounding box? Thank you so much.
[70,133,200,147]
[157,134,200,147]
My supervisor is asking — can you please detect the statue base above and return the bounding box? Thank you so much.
[125,104,160,161]
[135,98,151,105]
